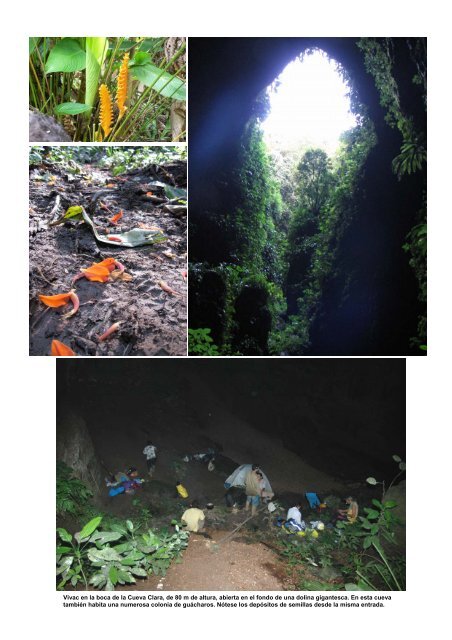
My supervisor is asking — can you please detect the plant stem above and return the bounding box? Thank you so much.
[372,542,402,590]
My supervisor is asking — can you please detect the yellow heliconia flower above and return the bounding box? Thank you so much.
[99,84,113,137]
[116,52,129,119]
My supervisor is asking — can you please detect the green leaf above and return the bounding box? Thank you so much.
[399,462,406,470]
[85,37,108,109]
[112,542,133,553]
[63,205,83,220]
[392,454,402,463]
[119,39,137,51]
[57,527,72,543]
[364,509,379,520]
[54,103,91,116]
[164,185,187,200]
[88,547,122,563]
[139,38,164,53]
[90,573,106,588]
[45,38,86,74]
[109,565,118,585]
[366,477,377,485]
[131,52,150,66]
[371,499,383,509]
[56,556,73,575]
[130,567,147,577]
[130,63,186,101]
[383,500,397,509]
[117,570,135,583]
[90,531,124,545]
[363,536,373,549]
[78,516,102,540]
[126,520,134,532]
[56,545,72,554]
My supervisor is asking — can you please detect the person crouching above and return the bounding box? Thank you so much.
[181,500,206,532]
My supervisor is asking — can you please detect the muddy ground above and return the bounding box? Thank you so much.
[29,160,187,356]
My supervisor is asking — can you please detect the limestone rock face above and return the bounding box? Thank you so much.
[29,110,71,142]
[56,411,104,495]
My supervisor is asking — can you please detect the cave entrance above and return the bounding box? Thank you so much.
[261,48,357,156]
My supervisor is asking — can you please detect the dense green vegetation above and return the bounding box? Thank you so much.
[56,462,189,590]
[29,37,186,142]
[273,457,406,591]
[189,39,426,355]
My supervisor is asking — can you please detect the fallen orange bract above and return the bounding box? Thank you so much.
[80,264,111,282]
[38,292,71,307]
[38,290,79,318]
[109,210,123,225]
[73,258,126,283]
[51,340,76,356]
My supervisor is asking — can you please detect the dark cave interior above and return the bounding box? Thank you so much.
[57,358,405,498]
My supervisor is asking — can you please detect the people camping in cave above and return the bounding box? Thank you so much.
[224,463,274,514]
[181,500,206,533]
[284,501,307,533]
[106,467,145,497]
[143,441,157,477]
[337,496,359,524]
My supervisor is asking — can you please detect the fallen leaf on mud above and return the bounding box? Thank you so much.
[158,280,181,296]
[146,192,153,197]
[64,205,83,220]
[51,340,76,356]
[110,269,133,282]
[98,321,121,342]
[163,204,186,217]
[106,183,116,187]
[109,210,124,225]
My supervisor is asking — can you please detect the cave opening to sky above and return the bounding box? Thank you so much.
[262,49,357,156]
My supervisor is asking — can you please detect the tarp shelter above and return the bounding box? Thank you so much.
[224,464,273,494]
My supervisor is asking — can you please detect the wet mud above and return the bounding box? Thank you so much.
[29,160,187,356]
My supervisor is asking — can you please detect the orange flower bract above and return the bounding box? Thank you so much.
[39,292,71,307]
[80,264,111,282]
[116,53,129,119]
[109,210,123,225]
[99,84,113,137]
[51,340,76,356]
[39,290,79,319]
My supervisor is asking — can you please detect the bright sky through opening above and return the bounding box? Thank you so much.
[262,50,357,156]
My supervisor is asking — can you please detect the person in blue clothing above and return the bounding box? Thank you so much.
[305,492,321,510]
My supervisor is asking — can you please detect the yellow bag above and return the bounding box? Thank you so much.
[176,483,188,498]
